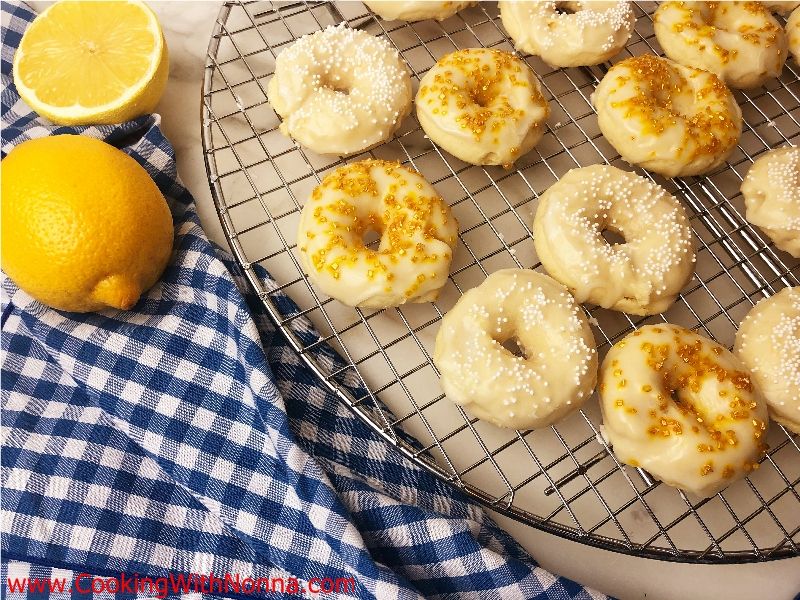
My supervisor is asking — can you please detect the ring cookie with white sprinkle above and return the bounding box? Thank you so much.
[600,324,769,498]
[533,165,696,316]
[788,8,800,67]
[266,24,412,156]
[416,48,550,166]
[592,55,742,177]
[297,160,457,309]
[364,1,476,22]
[499,1,635,67]
[741,146,800,257]
[736,287,800,434]
[434,269,597,430]
[654,1,787,89]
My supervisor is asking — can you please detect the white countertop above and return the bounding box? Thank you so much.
[42,2,797,598]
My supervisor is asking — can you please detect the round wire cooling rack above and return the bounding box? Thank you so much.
[202,1,800,563]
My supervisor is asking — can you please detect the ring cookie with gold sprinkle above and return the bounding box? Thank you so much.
[297,160,458,308]
[416,48,550,166]
[741,146,800,257]
[267,24,412,156]
[499,1,635,67]
[654,1,788,89]
[363,1,476,22]
[600,324,769,498]
[434,269,597,430]
[533,165,696,316]
[762,1,800,14]
[736,287,800,434]
[592,55,742,177]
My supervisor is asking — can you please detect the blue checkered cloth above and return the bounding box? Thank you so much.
[1,3,609,599]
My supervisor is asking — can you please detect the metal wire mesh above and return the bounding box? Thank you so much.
[201,1,800,562]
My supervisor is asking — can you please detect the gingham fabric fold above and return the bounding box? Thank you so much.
[1,3,608,599]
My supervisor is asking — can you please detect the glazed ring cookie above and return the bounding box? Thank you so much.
[416,48,550,166]
[741,146,800,257]
[267,24,412,156]
[434,269,597,430]
[736,288,800,434]
[499,1,635,67]
[762,1,800,14]
[533,165,696,316]
[364,1,476,21]
[654,1,788,89]
[788,8,800,64]
[592,55,742,177]
[600,324,769,498]
[297,160,458,308]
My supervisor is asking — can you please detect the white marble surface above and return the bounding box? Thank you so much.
[38,1,797,598]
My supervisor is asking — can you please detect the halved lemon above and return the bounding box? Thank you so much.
[13,0,168,125]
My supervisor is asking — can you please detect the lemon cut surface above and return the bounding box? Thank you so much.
[13,0,168,125]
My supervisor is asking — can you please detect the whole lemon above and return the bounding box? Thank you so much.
[1,135,173,312]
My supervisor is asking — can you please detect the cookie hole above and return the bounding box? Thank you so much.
[670,388,691,412]
[555,1,578,15]
[500,336,529,359]
[362,228,382,249]
[602,229,626,247]
[321,76,351,95]
[468,87,496,108]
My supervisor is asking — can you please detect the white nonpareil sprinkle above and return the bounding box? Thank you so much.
[770,310,800,397]
[448,273,595,415]
[740,290,800,406]
[526,1,633,51]
[764,148,800,230]
[556,168,693,293]
[272,23,409,139]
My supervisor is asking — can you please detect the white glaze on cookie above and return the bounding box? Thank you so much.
[434,269,597,430]
[364,0,476,21]
[592,55,742,177]
[533,165,696,315]
[499,1,634,67]
[654,1,787,89]
[600,324,769,498]
[789,8,800,63]
[416,48,549,166]
[267,24,412,156]
[297,160,457,308]
[736,287,800,434]
[741,146,800,257]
